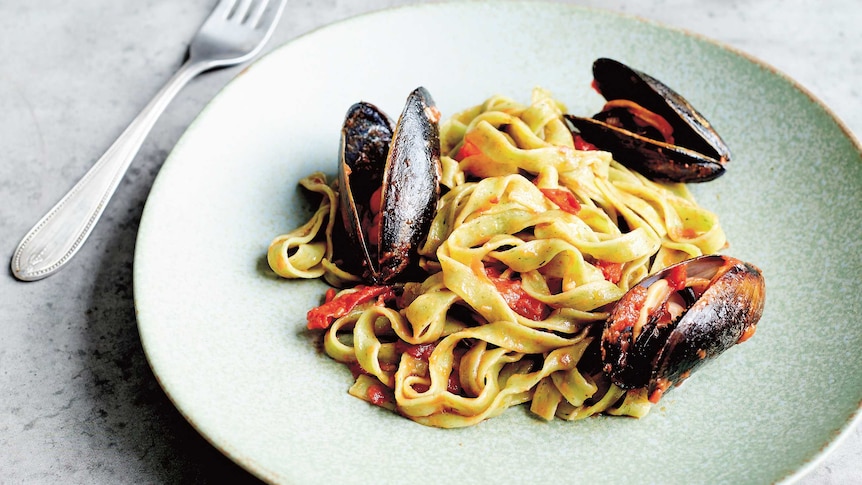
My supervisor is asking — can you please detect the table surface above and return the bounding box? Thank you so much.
[1,1,860,483]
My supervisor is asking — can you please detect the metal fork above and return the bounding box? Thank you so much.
[10,0,287,281]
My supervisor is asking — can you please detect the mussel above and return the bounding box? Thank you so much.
[337,87,442,284]
[602,255,765,403]
[565,58,731,183]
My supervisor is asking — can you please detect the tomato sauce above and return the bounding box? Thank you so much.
[573,134,598,151]
[395,341,437,361]
[540,188,581,215]
[455,139,482,161]
[606,285,648,345]
[306,285,395,330]
[594,260,623,284]
[366,383,388,406]
[484,266,550,321]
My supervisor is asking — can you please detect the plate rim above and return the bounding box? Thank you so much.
[134,2,862,483]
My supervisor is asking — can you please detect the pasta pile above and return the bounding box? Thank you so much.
[267,89,726,428]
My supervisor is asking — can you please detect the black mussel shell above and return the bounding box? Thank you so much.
[338,87,441,284]
[338,101,394,276]
[602,255,765,401]
[567,58,731,183]
[593,58,731,164]
[565,115,726,182]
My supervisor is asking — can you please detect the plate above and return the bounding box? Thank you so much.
[134,2,862,483]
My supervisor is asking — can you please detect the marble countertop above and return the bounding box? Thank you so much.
[1,1,859,483]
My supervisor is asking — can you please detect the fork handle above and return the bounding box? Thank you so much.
[11,60,209,281]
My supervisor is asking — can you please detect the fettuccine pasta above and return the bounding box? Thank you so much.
[268,88,726,428]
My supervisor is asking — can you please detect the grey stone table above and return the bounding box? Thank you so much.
[1,1,859,483]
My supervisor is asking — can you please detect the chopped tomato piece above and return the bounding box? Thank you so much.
[455,139,482,161]
[306,285,394,330]
[395,341,437,361]
[573,134,598,151]
[366,383,388,406]
[540,188,581,215]
[484,266,550,321]
[606,285,648,345]
[666,264,688,291]
[594,260,623,284]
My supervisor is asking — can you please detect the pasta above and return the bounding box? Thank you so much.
[267,88,727,428]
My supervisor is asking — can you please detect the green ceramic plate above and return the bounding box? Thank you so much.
[134,2,862,483]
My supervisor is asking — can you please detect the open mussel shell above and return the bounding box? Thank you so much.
[601,254,765,402]
[337,101,394,279]
[564,115,726,182]
[593,58,731,163]
[337,87,442,284]
[566,57,731,183]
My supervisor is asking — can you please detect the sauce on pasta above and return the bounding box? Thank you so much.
[267,88,726,427]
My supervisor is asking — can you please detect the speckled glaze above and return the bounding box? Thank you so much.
[134,3,862,484]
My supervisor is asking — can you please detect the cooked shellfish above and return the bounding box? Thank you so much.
[602,254,765,402]
[337,87,442,284]
[565,58,731,182]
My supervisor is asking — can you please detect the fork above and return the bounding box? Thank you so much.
[10,0,287,281]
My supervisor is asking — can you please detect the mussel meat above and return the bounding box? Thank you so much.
[565,58,731,183]
[602,254,765,403]
[338,87,442,284]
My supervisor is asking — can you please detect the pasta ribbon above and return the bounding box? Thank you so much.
[268,88,726,427]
